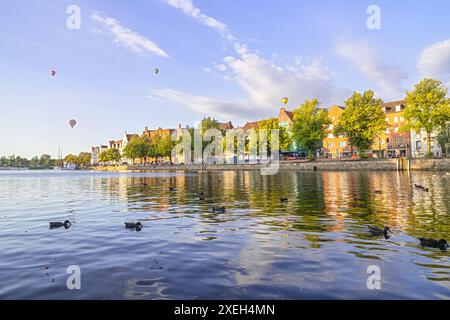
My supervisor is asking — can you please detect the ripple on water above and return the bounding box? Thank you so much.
[0,170,449,299]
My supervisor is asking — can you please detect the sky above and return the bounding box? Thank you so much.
[0,0,449,158]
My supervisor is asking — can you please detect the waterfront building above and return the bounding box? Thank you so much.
[322,105,353,159]
[410,128,442,157]
[277,107,299,153]
[383,100,411,157]
[91,145,108,165]
[218,121,234,133]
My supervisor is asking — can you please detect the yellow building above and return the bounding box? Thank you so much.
[322,105,353,158]
[322,101,410,159]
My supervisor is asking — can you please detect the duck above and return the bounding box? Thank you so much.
[374,190,382,195]
[125,222,143,231]
[196,192,205,200]
[169,187,176,191]
[418,238,448,250]
[210,206,226,213]
[368,226,391,238]
[280,197,288,203]
[414,184,429,192]
[49,220,71,229]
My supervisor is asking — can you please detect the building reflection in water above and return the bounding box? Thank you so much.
[67,170,450,294]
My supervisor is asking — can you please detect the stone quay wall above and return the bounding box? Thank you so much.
[111,158,450,172]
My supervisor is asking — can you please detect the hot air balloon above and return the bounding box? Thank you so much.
[51,70,56,77]
[154,68,159,75]
[282,97,289,106]
[68,119,77,128]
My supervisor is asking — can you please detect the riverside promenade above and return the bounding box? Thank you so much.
[96,158,450,172]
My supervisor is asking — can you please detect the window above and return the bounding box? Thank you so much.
[327,133,334,139]
[394,127,399,133]
[328,124,334,130]
[394,117,398,123]
[327,142,334,148]
[395,105,401,112]
[339,141,346,148]
[386,128,390,134]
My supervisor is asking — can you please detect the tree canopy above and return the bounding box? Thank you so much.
[404,78,450,156]
[292,99,331,158]
[334,90,386,158]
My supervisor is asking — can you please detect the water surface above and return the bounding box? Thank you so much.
[0,170,449,299]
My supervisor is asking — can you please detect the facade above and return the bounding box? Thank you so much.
[218,121,234,133]
[91,145,108,165]
[277,107,298,152]
[383,100,411,157]
[322,105,352,159]
[410,129,442,157]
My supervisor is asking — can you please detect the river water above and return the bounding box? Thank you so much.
[0,170,449,299]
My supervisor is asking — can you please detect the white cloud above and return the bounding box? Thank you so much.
[222,43,349,109]
[336,41,407,100]
[150,89,257,120]
[214,62,227,71]
[165,0,229,36]
[91,13,169,58]
[418,39,450,83]
[203,67,212,73]
[160,0,349,119]
[153,45,349,120]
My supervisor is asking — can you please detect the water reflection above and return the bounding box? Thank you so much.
[0,170,449,299]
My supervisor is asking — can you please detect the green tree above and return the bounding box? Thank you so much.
[436,124,450,156]
[123,135,150,164]
[404,78,450,157]
[108,148,122,163]
[77,152,92,167]
[64,154,78,164]
[98,150,109,163]
[200,117,220,134]
[156,134,175,163]
[39,154,52,167]
[29,156,40,168]
[292,99,331,159]
[98,149,121,164]
[257,118,292,155]
[334,90,386,158]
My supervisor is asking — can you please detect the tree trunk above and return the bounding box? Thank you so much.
[426,132,432,157]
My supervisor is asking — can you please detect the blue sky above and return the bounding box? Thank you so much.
[1,0,449,158]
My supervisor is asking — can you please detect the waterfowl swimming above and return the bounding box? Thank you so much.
[414,184,429,192]
[169,187,176,191]
[125,222,143,231]
[374,190,382,194]
[196,192,205,200]
[210,206,226,213]
[49,220,71,229]
[280,197,288,203]
[418,238,448,250]
[368,226,391,237]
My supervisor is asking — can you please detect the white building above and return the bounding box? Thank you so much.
[410,129,442,157]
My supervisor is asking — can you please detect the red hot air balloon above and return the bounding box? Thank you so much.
[68,119,77,128]
[51,70,56,77]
